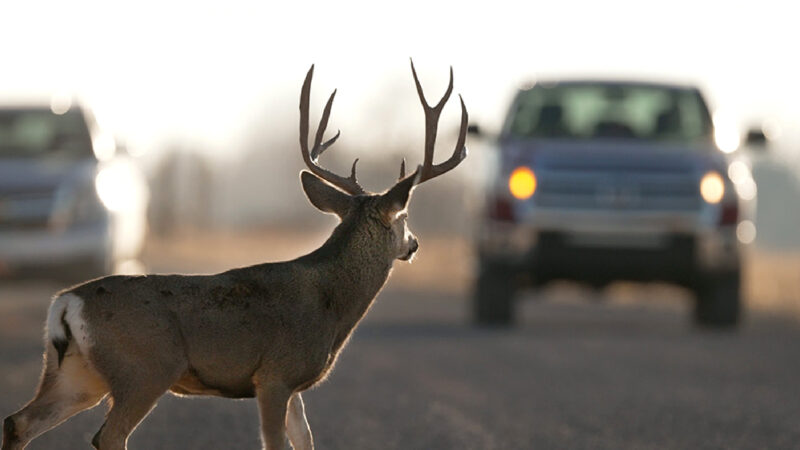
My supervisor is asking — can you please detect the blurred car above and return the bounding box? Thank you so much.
[0,101,148,280]
[473,79,756,327]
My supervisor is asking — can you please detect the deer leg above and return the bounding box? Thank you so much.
[255,380,291,450]
[3,352,108,450]
[90,358,184,450]
[286,393,313,450]
[90,380,171,450]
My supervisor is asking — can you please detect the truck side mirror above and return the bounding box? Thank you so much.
[467,124,482,136]
[744,127,769,150]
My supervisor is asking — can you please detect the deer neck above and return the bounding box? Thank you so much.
[307,219,394,328]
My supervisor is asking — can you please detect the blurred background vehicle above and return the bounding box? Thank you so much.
[471,80,758,327]
[0,101,148,281]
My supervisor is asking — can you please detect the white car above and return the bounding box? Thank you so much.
[0,102,148,280]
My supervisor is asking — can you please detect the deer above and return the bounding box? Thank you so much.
[2,60,468,450]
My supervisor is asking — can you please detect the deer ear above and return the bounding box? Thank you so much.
[378,169,420,221]
[301,171,353,217]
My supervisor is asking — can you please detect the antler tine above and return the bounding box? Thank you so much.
[408,60,468,185]
[430,94,469,176]
[313,129,340,161]
[423,94,469,180]
[299,65,314,159]
[410,59,454,112]
[299,65,366,196]
[311,89,339,161]
[410,59,454,178]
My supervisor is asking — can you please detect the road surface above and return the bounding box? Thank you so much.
[1,277,799,449]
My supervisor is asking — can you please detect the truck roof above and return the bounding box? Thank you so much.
[523,78,701,92]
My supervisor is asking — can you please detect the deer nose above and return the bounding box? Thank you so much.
[399,238,419,261]
[409,238,419,254]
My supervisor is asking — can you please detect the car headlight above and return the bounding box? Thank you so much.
[509,166,537,200]
[700,171,725,204]
[95,161,148,213]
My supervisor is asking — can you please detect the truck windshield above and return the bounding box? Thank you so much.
[507,83,714,144]
[0,108,94,159]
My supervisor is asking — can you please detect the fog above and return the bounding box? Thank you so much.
[2,0,799,312]
[2,0,798,154]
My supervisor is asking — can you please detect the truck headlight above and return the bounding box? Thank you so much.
[700,171,725,204]
[509,166,537,200]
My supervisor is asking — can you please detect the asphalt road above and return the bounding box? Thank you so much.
[1,278,799,450]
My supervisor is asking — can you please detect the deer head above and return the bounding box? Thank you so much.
[298,60,468,262]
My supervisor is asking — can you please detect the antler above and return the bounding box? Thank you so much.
[300,65,366,195]
[406,59,469,184]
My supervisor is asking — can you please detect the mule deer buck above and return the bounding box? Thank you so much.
[2,60,468,450]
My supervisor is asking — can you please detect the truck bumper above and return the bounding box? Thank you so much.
[0,223,111,274]
[478,217,741,286]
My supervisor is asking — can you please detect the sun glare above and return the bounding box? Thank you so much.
[737,220,757,244]
[713,111,740,154]
[49,93,72,115]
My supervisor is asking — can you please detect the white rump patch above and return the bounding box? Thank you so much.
[47,293,91,356]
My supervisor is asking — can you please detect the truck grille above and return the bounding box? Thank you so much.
[0,190,55,230]
[534,170,701,211]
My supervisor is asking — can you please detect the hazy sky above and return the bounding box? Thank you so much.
[2,0,798,160]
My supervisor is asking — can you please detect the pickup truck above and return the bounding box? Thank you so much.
[473,79,756,327]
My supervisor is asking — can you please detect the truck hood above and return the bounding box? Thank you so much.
[0,158,96,195]
[500,138,725,174]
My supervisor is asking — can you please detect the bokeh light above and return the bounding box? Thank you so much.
[509,167,537,200]
[700,171,725,204]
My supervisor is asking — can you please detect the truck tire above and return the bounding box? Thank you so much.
[693,272,741,328]
[474,262,515,326]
